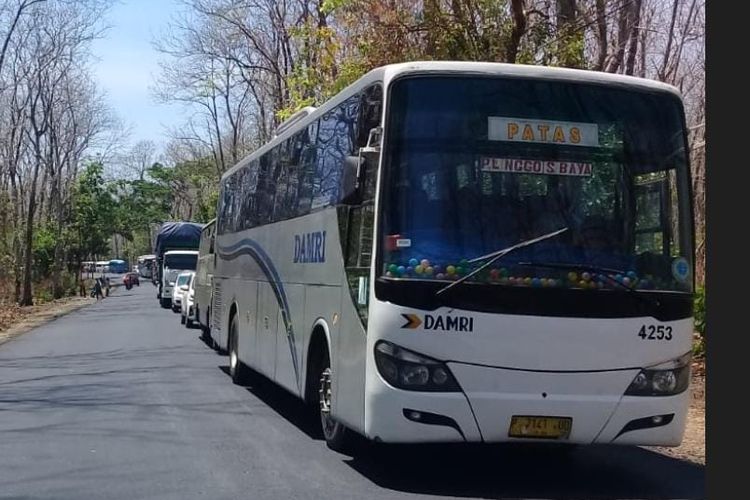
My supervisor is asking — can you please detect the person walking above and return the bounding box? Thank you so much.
[92,278,103,300]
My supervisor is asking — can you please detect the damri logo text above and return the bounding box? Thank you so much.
[401,313,474,333]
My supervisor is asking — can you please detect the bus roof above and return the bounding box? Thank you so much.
[221,61,681,182]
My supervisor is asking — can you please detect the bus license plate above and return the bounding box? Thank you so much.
[509,416,572,439]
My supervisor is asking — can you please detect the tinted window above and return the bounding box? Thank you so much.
[314,95,359,209]
[297,122,317,216]
[217,90,372,234]
[165,254,198,270]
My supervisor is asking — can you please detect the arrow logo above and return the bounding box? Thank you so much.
[401,313,422,329]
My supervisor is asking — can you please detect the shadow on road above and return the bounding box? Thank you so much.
[216,355,705,500]
[218,364,323,441]
[343,442,704,499]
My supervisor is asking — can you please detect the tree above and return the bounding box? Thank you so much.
[71,162,115,263]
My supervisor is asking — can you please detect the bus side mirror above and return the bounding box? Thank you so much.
[342,127,381,205]
[341,155,364,205]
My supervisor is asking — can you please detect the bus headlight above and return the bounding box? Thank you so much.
[374,341,460,392]
[625,352,691,396]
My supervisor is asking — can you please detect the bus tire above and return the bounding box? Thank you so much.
[228,314,250,385]
[199,308,211,341]
[318,349,353,453]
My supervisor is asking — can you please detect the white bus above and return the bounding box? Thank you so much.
[211,62,695,452]
[194,219,216,339]
[137,254,156,279]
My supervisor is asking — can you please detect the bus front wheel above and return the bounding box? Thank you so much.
[318,351,354,453]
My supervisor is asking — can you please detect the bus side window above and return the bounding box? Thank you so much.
[272,139,292,222]
[297,122,317,215]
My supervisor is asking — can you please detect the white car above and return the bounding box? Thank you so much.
[171,271,194,313]
[181,274,196,328]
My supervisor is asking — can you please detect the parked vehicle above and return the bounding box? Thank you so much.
[194,219,216,339]
[171,271,194,313]
[153,222,203,308]
[181,274,197,327]
[137,254,156,279]
[109,259,128,274]
[210,62,696,452]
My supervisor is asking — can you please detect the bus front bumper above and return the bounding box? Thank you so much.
[364,363,689,446]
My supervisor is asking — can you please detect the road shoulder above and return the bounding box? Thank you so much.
[0,296,95,347]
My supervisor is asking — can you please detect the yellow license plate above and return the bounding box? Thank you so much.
[509,416,572,439]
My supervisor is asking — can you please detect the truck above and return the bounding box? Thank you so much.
[153,222,204,308]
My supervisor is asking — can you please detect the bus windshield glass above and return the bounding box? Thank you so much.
[381,76,693,293]
[165,254,197,271]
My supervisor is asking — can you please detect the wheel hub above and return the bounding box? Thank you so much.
[319,368,335,437]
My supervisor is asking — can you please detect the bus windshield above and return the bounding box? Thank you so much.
[381,76,693,293]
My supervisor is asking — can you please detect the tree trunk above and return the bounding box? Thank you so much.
[606,0,630,73]
[624,0,642,75]
[506,0,527,64]
[594,0,608,70]
[21,160,42,306]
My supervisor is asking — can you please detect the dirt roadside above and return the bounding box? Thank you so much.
[0,296,95,347]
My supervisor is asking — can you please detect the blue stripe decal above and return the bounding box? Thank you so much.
[218,239,300,392]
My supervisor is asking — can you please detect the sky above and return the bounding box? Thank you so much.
[91,0,186,151]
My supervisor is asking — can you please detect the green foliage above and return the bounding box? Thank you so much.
[33,286,54,304]
[72,162,116,260]
[694,286,705,335]
[693,286,705,358]
[32,225,56,278]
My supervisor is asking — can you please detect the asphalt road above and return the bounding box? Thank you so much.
[0,284,705,500]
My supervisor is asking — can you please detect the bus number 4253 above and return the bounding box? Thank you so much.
[638,325,673,340]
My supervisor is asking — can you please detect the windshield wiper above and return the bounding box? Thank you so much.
[435,227,569,296]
